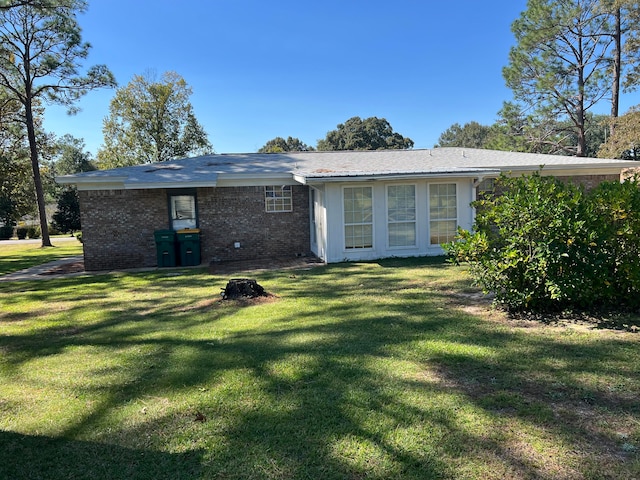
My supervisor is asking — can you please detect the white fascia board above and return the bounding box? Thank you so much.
[75,182,126,191]
[124,181,218,189]
[215,173,297,187]
[71,179,218,191]
[294,170,501,185]
[500,163,639,173]
[55,175,128,185]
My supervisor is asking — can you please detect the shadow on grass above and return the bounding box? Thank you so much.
[1,259,639,478]
[0,430,202,480]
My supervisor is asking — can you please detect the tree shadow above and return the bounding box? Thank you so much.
[0,430,202,480]
[1,260,639,478]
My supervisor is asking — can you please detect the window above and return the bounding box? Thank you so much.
[429,184,457,245]
[170,194,196,230]
[344,186,373,249]
[476,177,496,200]
[387,185,416,247]
[265,185,292,212]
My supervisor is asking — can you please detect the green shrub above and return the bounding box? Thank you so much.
[0,225,13,240]
[48,224,61,236]
[584,178,640,308]
[52,189,81,234]
[15,227,28,239]
[75,232,83,243]
[26,226,40,239]
[445,172,640,312]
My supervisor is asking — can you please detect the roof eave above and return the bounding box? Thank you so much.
[293,169,501,185]
[499,162,640,171]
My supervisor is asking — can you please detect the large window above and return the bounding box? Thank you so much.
[387,185,416,247]
[170,194,197,230]
[429,183,457,245]
[344,186,373,249]
[265,185,292,212]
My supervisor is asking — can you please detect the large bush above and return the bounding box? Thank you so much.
[0,225,13,240]
[52,189,81,234]
[445,172,640,312]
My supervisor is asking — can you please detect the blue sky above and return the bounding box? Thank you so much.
[42,0,640,156]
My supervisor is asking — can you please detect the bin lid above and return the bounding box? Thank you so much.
[177,228,200,234]
[154,229,176,237]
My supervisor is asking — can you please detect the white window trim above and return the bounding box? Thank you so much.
[428,182,459,246]
[265,185,293,213]
[342,185,374,251]
[386,183,417,249]
[170,194,197,230]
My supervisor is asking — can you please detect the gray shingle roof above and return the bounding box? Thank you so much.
[56,148,639,188]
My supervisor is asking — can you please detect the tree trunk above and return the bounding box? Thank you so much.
[576,35,586,158]
[611,7,621,137]
[24,100,52,247]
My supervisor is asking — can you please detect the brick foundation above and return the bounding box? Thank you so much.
[79,186,310,271]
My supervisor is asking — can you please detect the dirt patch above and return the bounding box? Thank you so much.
[39,260,85,275]
[210,293,280,308]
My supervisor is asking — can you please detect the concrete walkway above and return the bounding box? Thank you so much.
[0,236,85,282]
[0,255,86,282]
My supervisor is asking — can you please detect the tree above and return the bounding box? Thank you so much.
[0,87,29,226]
[597,106,640,158]
[0,0,45,9]
[436,121,492,148]
[317,116,414,151]
[51,188,79,234]
[601,0,640,93]
[258,136,314,153]
[0,1,115,247]
[97,71,212,168]
[503,0,613,156]
[53,134,95,176]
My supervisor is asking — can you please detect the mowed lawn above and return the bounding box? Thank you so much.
[0,240,83,275]
[0,254,638,479]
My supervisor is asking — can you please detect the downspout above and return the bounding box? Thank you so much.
[470,176,484,228]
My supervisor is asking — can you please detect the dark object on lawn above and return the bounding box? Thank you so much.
[221,278,267,299]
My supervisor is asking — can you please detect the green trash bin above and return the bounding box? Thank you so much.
[154,229,177,267]
[177,228,201,266]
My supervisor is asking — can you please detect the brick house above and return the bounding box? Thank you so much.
[56,148,639,271]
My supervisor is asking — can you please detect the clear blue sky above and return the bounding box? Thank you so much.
[42,0,640,156]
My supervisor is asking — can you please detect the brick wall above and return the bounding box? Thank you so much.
[197,185,310,263]
[79,189,168,270]
[555,173,621,191]
[478,173,622,199]
[79,185,310,271]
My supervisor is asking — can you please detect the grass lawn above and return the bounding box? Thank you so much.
[0,257,638,479]
[0,240,83,275]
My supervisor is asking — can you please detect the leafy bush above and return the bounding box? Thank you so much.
[26,226,40,239]
[15,227,28,239]
[445,172,640,312]
[52,189,81,234]
[0,225,13,240]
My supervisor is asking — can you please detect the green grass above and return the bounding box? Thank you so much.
[0,257,638,479]
[0,240,83,275]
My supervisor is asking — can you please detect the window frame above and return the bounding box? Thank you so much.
[386,183,417,248]
[265,185,293,213]
[168,189,198,231]
[428,183,458,246]
[343,186,374,250]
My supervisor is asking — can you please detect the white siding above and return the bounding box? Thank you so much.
[321,178,474,263]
